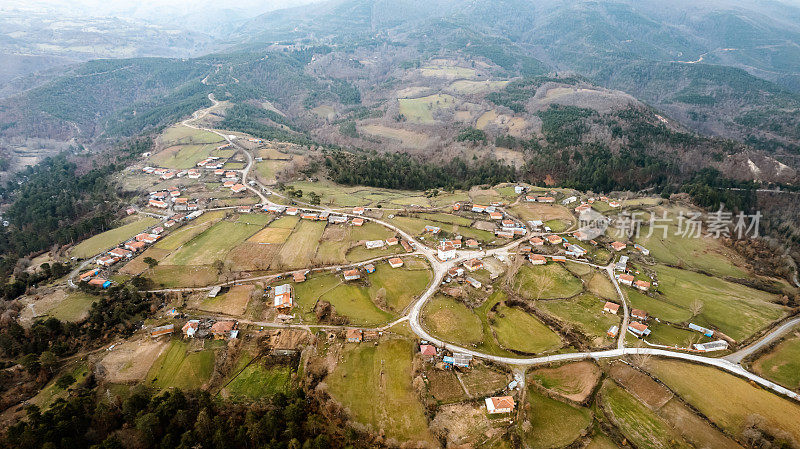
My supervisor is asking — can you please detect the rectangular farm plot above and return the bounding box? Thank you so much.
[165,220,260,266]
[151,143,228,170]
[366,260,431,311]
[248,226,293,244]
[159,124,224,145]
[223,351,292,401]
[71,216,159,258]
[650,265,785,341]
[398,94,456,123]
[275,220,327,270]
[145,339,217,391]
[491,305,562,354]
[647,360,800,444]
[196,284,255,316]
[326,339,436,444]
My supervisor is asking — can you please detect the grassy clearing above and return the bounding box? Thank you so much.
[154,211,226,251]
[448,80,509,94]
[151,143,223,169]
[159,124,224,145]
[167,219,260,266]
[635,208,747,277]
[197,284,254,316]
[753,333,800,390]
[146,339,216,390]
[514,263,584,300]
[31,362,90,408]
[248,226,293,244]
[148,265,218,288]
[459,365,509,396]
[46,292,97,322]
[587,272,617,299]
[359,124,431,149]
[422,295,483,345]
[519,387,592,449]
[224,353,292,401]
[509,203,574,225]
[268,215,299,228]
[529,361,602,403]
[540,294,619,346]
[647,359,800,442]
[71,216,158,258]
[255,159,290,183]
[599,380,691,449]
[422,293,561,356]
[653,265,785,341]
[327,339,435,444]
[276,220,326,269]
[492,304,563,353]
[398,94,456,123]
[346,243,404,263]
[367,260,431,311]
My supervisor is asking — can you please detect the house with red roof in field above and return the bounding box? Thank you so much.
[452,203,461,211]
[438,241,457,260]
[225,171,237,178]
[466,239,479,248]
[108,248,133,259]
[389,257,404,268]
[618,274,634,286]
[125,240,146,252]
[419,344,437,361]
[464,258,483,272]
[223,180,236,188]
[628,321,650,337]
[79,269,100,282]
[286,207,298,215]
[386,237,399,246]
[631,309,649,321]
[274,284,293,310]
[603,302,620,314]
[343,269,361,281]
[547,235,563,245]
[529,237,544,246]
[211,320,237,339]
[529,254,547,265]
[88,278,112,289]
[96,256,119,267]
[489,211,503,220]
[293,271,307,283]
[537,197,555,203]
[149,199,167,209]
[634,280,651,291]
[551,255,566,262]
[351,217,364,226]
[611,241,627,251]
[346,328,363,342]
[352,207,365,215]
[231,184,246,193]
[485,396,515,414]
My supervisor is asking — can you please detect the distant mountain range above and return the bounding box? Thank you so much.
[2,0,800,185]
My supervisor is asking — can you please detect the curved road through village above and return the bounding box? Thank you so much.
[84,97,800,403]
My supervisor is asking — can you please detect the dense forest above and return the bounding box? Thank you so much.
[5,388,353,449]
[324,151,516,190]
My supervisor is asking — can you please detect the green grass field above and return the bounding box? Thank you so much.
[635,209,747,278]
[159,124,224,145]
[539,294,620,346]
[647,359,800,443]
[151,143,224,169]
[71,216,159,258]
[154,211,226,251]
[519,387,592,449]
[148,264,219,288]
[422,295,483,345]
[224,353,292,401]
[422,293,562,356]
[398,94,456,123]
[166,220,260,265]
[492,305,563,353]
[146,339,216,390]
[514,264,584,300]
[255,160,290,183]
[387,215,495,244]
[599,380,691,449]
[752,333,800,390]
[650,265,785,341]
[367,260,431,311]
[46,292,97,322]
[326,339,435,444]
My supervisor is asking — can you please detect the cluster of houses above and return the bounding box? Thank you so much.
[345,328,380,343]
[364,236,400,250]
[172,318,239,340]
[78,268,112,289]
[141,166,202,182]
[602,301,652,338]
[443,258,484,288]
[452,202,527,239]
[147,188,201,212]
